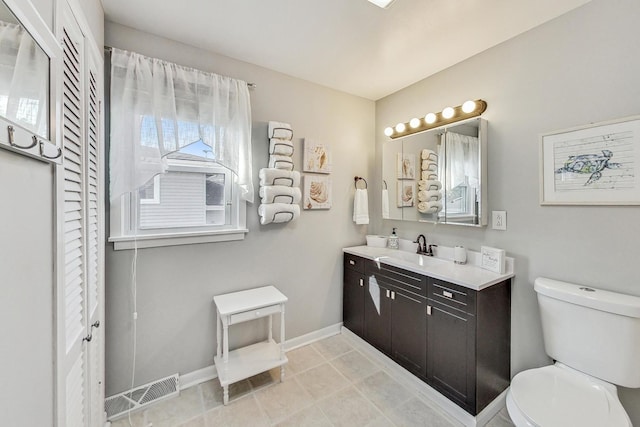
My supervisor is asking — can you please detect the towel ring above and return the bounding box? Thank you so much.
[383,180,387,190]
[354,176,367,189]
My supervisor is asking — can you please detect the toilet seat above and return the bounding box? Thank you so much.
[506,364,631,427]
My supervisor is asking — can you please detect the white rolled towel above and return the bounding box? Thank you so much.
[421,171,438,181]
[259,168,301,187]
[418,200,443,213]
[424,180,442,191]
[417,189,442,202]
[421,160,437,172]
[269,138,294,156]
[268,121,293,140]
[258,203,300,225]
[259,185,302,204]
[421,149,438,162]
[269,154,294,171]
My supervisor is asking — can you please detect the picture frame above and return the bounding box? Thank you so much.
[396,181,415,207]
[303,139,331,174]
[480,246,505,274]
[303,175,332,209]
[540,115,640,205]
[396,153,416,180]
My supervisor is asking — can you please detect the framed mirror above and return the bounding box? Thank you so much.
[0,0,61,162]
[382,117,487,226]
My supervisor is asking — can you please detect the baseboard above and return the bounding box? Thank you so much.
[341,327,505,427]
[179,322,343,390]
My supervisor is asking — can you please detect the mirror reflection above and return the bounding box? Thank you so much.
[0,1,49,139]
[382,118,487,226]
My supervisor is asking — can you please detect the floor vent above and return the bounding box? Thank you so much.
[105,374,180,420]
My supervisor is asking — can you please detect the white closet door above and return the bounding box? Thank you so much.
[85,44,105,427]
[58,3,87,426]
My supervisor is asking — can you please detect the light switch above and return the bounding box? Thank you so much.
[492,211,507,230]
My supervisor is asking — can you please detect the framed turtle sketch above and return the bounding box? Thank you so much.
[540,115,640,205]
[303,139,331,174]
[303,175,332,209]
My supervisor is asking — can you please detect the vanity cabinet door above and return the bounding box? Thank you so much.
[390,288,427,378]
[426,299,476,413]
[343,267,365,337]
[363,280,392,355]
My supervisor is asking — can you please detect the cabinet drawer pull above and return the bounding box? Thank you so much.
[442,291,453,298]
[391,291,395,300]
[427,305,432,315]
[359,278,364,287]
[349,260,356,265]
[386,289,390,298]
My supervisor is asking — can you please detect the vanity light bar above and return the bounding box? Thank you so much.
[384,99,487,139]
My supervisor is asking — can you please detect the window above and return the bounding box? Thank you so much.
[138,175,160,205]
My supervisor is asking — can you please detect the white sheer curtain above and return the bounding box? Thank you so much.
[109,48,253,203]
[438,132,479,190]
[0,21,49,138]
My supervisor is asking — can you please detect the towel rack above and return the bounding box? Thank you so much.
[354,176,367,189]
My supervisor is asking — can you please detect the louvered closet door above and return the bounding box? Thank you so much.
[59,4,87,427]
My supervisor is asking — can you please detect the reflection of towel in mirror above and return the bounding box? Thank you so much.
[259,185,301,204]
[269,154,294,170]
[421,160,438,171]
[269,138,294,156]
[268,121,293,140]
[418,190,441,202]
[259,168,301,187]
[421,171,438,181]
[353,188,369,225]
[421,149,438,162]
[422,180,442,191]
[382,188,389,219]
[418,200,443,214]
[258,203,300,225]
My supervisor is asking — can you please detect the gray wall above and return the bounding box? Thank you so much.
[374,0,640,422]
[104,22,375,395]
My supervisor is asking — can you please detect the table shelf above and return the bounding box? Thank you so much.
[214,339,288,386]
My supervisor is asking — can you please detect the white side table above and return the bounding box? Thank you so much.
[213,285,288,405]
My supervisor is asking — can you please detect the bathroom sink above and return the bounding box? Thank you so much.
[377,251,448,268]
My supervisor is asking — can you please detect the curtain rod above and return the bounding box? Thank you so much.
[104,46,256,89]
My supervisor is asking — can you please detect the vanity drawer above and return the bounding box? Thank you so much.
[369,263,427,298]
[229,303,281,325]
[428,279,477,314]
[344,253,366,273]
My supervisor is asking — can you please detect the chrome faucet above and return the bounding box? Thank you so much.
[414,234,427,254]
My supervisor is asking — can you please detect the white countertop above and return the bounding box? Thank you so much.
[343,245,514,291]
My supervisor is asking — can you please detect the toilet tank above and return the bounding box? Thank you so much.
[534,277,640,388]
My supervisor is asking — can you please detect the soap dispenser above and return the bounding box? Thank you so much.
[388,228,399,249]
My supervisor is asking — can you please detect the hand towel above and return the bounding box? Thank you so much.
[269,154,294,171]
[418,200,443,214]
[268,121,293,140]
[417,189,442,202]
[424,179,442,191]
[421,149,438,162]
[259,168,301,187]
[259,185,302,204]
[421,171,438,181]
[421,160,438,171]
[382,188,390,219]
[353,188,369,225]
[269,138,294,156]
[258,203,300,225]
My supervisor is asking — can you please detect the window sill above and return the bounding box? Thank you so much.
[109,228,249,250]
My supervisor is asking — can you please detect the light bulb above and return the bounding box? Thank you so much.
[425,113,436,124]
[395,122,406,133]
[384,127,394,137]
[462,100,476,113]
[409,118,421,129]
[442,107,454,119]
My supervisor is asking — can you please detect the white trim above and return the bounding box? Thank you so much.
[109,228,248,250]
[283,322,342,351]
[179,365,218,391]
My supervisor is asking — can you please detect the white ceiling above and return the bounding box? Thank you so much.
[102,0,591,100]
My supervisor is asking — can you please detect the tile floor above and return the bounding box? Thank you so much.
[110,333,515,427]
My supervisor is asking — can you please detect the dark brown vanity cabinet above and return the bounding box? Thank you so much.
[342,253,511,416]
[363,260,428,378]
[343,253,367,337]
[427,278,511,415]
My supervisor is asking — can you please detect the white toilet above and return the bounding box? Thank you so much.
[506,277,640,427]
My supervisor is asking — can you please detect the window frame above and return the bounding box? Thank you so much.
[138,175,160,205]
[109,159,247,250]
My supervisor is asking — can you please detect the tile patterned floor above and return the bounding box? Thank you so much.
[110,334,515,427]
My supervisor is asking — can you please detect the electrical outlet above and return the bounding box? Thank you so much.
[492,211,507,230]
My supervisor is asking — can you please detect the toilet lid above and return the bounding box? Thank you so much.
[509,365,630,427]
